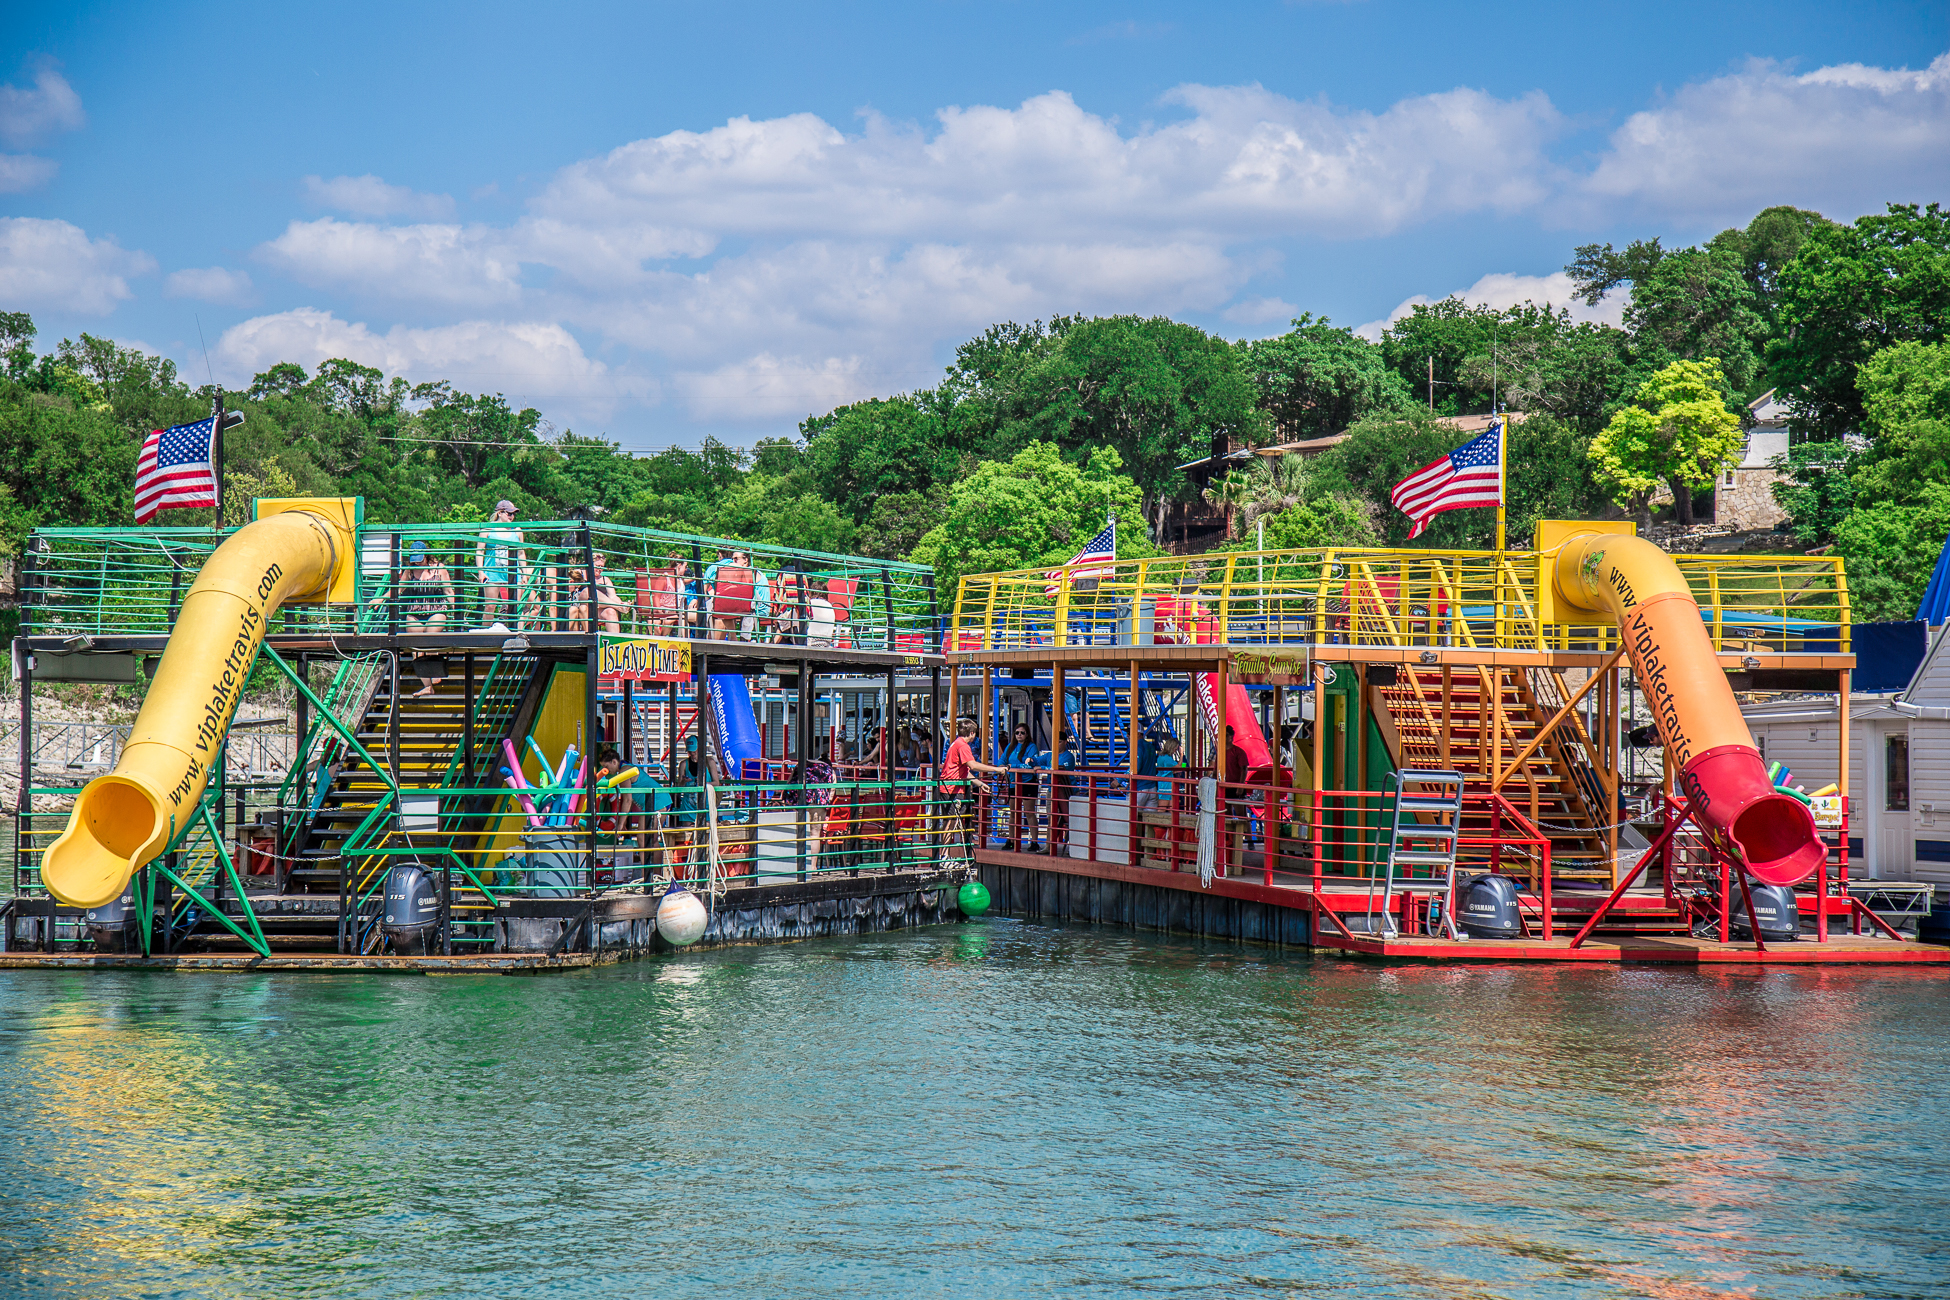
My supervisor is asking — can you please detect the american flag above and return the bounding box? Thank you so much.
[1044,519,1117,595]
[134,417,219,523]
[1389,422,1503,539]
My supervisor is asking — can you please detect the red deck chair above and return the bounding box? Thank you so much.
[826,577,858,649]
[712,563,756,636]
[635,567,681,636]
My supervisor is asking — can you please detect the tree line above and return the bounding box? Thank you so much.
[0,200,1944,618]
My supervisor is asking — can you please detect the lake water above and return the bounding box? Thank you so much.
[3,922,1948,1299]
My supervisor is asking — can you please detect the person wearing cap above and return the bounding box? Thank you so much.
[475,500,527,628]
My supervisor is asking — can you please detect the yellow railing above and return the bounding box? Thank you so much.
[949,547,1850,656]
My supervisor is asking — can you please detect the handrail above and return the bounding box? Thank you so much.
[951,544,1850,656]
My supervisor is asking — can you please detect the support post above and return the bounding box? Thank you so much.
[462,653,475,785]
[1050,660,1066,857]
[585,590,600,899]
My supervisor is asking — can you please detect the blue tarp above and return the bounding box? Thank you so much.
[1855,620,1929,694]
[1919,534,1950,625]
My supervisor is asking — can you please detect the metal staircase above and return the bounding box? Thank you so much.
[1375,666,1614,886]
[1365,769,1466,937]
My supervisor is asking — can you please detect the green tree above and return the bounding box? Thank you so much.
[1851,341,1950,506]
[1706,205,1836,322]
[1214,494,1380,552]
[1623,247,1768,396]
[1242,315,1413,441]
[1769,441,1859,548]
[801,395,967,522]
[1767,202,1950,439]
[909,442,1157,595]
[857,486,949,560]
[706,474,855,553]
[1833,481,1950,622]
[1589,359,1745,526]
[1566,237,1670,306]
[971,315,1267,524]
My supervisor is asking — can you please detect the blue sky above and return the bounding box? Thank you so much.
[2,0,1945,450]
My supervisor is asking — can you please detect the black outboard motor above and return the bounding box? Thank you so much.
[382,862,441,954]
[1459,874,1523,939]
[85,889,138,952]
[1730,878,1799,941]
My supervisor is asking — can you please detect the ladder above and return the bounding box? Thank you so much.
[1366,768,1467,939]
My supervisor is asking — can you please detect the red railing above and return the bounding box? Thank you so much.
[972,772,1564,937]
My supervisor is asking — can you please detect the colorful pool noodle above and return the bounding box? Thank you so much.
[500,771,543,828]
[502,739,530,787]
[565,757,589,819]
[526,735,553,780]
[600,766,641,789]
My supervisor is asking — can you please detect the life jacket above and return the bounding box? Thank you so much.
[713,565,756,616]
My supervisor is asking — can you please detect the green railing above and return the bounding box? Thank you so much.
[18,519,939,649]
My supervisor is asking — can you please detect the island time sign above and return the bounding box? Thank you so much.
[596,637,692,683]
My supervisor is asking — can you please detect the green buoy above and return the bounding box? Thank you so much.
[958,881,991,916]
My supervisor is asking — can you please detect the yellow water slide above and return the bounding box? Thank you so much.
[1546,526,1824,886]
[41,500,358,908]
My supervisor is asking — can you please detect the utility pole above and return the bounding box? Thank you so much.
[1428,356,1435,412]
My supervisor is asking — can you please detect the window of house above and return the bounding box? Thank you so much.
[1724,469,1737,486]
[1886,733,1910,812]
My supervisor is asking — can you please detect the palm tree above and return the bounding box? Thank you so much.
[1201,468,1254,540]
[1237,454,1313,536]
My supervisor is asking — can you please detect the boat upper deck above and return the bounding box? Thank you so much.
[14,517,943,667]
[947,545,1852,668]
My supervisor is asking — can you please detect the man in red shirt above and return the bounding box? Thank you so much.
[940,716,1008,857]
[1223,726,1250,787]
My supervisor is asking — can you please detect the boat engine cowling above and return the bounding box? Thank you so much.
[383,862,440,952]
[85,888,138,952]
[1459,874,1523,940]
[1730,879,1799,942]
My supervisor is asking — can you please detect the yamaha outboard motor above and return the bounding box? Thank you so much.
[85,889,138,952]
[1459,874,1523,939]
[382,862,441,954]
[1730,878,1799,941]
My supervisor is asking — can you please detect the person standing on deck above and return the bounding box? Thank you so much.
[940,717,1008,854]
[476,500,526,629]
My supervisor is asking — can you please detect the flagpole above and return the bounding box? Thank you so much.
[211,389,228,530]
[1494,410,1506,554]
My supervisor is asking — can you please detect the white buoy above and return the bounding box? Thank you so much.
[656,887,708,947]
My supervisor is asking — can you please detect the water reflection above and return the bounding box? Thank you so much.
[1,930,1946,1298]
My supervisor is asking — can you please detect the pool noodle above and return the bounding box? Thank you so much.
[501,739,530,787]
[526,735,553,779]
[501,776,544,828]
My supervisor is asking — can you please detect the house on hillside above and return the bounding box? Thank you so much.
[1711,391,1793,531]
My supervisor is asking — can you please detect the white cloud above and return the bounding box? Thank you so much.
[302,173,456,220]
[0,217,153,314]
[230,52,1947,427]
[1223,296,1298,327]
[210,308,652,418]
[257,218,523,307]
[1580,52,1950,222]
[0,66,84,148]
[674,353,870,422]
[164,266,255,306]
[0,152,56,192]
[1353,270,1625,341]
